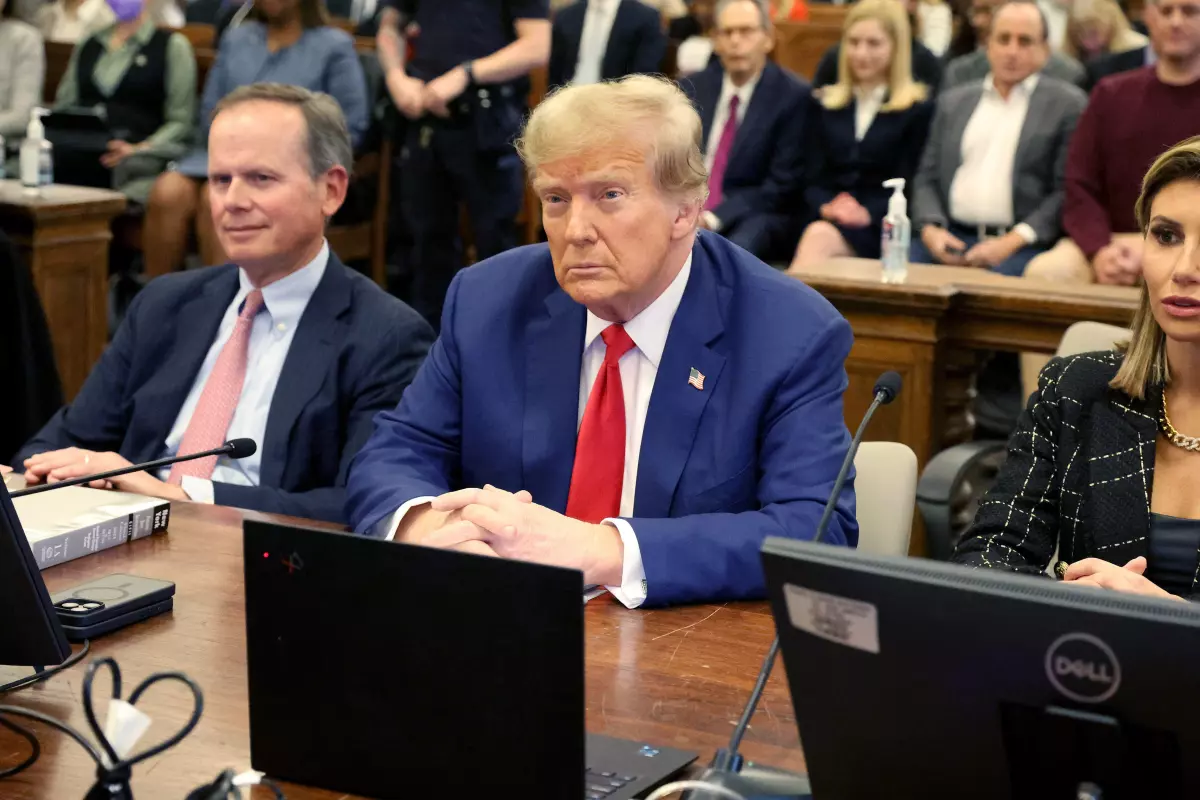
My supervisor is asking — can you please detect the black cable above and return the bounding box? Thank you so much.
[0,639,92,694]
[0,704,106,780]
[726,636,780,755]
[0,714,39,779]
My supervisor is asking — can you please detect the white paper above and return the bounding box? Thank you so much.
[784,583,881,654]
[104,699,152,760]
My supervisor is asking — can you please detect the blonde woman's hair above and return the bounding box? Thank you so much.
[822,0,928,112]
[1110,136,1200,398]
[515,74,709,205]
[1065,0,1145,59]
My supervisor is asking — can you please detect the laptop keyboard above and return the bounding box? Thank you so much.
[585,768,639,798]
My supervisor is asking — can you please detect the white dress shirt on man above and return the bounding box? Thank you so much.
[380,253,694,610]
[158,242,329,502]
[853,84,887,141]
[574,0,621,85]
[947,74,1039,244]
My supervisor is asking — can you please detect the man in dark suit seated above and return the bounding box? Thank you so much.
[681,0,809,261]
[812,0,945,93]
[548,0,668,88]
[13,84,434,524]
[910,0,1086,276]
[345,74,857,608]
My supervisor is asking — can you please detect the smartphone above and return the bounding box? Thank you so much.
[50,574,175,642]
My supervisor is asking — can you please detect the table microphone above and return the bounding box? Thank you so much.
[684,371,903,800]
[9,439,258,498]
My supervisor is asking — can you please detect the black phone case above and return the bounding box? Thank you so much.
[58,598,174,642]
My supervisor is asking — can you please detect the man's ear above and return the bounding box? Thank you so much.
[320,165,351,218]
[672,197,704,240]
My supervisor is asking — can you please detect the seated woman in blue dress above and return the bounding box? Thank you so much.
[142,0,367,278]
[954,135,1200,601]
[789,0,933,269]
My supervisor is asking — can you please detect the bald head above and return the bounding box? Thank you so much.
[987,0,1050,90]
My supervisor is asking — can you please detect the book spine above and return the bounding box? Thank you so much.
[32,516,134,571]
[129,501,171,541]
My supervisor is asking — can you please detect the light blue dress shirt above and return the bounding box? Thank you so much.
[157,242,330,501]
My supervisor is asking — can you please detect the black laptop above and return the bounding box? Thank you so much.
[243,521,696,799]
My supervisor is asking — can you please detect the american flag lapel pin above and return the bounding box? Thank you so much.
[688,367,706,391]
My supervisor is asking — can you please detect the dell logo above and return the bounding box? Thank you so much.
[1044,633,1121,704]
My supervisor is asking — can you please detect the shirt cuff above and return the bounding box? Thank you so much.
[602,518,647,609]
[180,476,214,504]
[374,496,436,541]
[702,210,722,233]
[1013,223,1038,246]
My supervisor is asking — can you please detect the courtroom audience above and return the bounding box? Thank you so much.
[915,0,953,55]
[53,0,197,203]
[813,0,944,92]
[942,0,1086,88]
[0,0,44,143]
[37,0,113,42]
[1083,0,1157,89]
[345,74,857,608]
[1025,0,1200,288]
[683,0,810,260]
[955,136,1200,601]
[13,84,432,524]
[548,0,668,88]
[910,0,1086,276]
[142,0,368,278]
[1064,0,1147,63]
[792,0,933,266]
[673,0,718,76]
[1037,0,1069,50]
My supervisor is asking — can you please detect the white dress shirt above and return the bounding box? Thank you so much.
[853,84,887,141]
[380,253,694,610]
[916,1,953,57]
[158,242,329,502]
[574,0,621,85]
[947,74,1039,244]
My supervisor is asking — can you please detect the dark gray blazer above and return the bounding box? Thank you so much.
[942,49,1086,90]
[911,75,1087,244]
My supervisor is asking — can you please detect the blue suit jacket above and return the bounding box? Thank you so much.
[548,0,667,89]
[15,256,433,524]
[682,62,811,231]
[805,94,934,228]
[346,233,858,607]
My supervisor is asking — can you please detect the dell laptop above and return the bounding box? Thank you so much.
[243,521,696,799]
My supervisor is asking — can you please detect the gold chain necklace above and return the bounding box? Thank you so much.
[1161,393,1200,452]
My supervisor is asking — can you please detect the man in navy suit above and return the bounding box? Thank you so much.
[548,0,668,88]
[345,74,856,608]
[13,84,433,524]
[681,0,810,262]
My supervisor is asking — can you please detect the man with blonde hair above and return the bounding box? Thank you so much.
[346,75,857,608]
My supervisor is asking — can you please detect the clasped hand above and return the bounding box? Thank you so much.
[21,448,186,500]
[1063,556,1182,601]
[820,193,870,228]
[410,485,624,586]
[388,65,470,121]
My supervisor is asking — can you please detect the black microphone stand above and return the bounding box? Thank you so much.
[684,373,903,800]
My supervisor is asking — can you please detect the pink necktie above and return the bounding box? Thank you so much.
[169,289,265,484]
[705,94,740,212]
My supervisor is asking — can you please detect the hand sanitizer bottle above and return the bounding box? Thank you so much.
[880,178,910,284]
[20,108,53,193]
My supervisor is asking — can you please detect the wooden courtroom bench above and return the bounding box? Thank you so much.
[0,502,798,797]
[773,19,844,80]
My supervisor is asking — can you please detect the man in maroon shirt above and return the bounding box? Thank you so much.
[1024,0,1200,288]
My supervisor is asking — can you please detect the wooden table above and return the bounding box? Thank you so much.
[0,181,126,401]
[0,504,799,798]
[789,258,1140,471]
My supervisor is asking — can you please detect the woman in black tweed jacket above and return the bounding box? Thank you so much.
[954,136,1200,600]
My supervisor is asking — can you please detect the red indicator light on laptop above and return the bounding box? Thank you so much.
[263,552,270,559]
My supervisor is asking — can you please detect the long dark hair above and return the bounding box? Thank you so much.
[250,0,329,29]
[1,0,17,20]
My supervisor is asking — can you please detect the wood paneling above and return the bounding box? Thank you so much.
[0,181,126,400]
[773,21,843,80]
[0,503,799,798]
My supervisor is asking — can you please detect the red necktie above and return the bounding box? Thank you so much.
[705,94,740,211]
[565,325,636,523]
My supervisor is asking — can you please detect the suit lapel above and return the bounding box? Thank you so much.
[602,1,631,78]
[567,2,587,66]
[634,237,727,518]
[696,69,720,146]
[945,87,981,183]
[1084,386,1159,555]
[135,269,239,460]
[1013,82,1048,187]
[257,256,351,487]
[523,284,587,513]
[729,64,775,170]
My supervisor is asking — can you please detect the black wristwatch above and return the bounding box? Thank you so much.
[460,60,476,87]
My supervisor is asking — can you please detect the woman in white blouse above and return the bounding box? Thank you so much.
[790,0,934,267]
[0,0,44,148]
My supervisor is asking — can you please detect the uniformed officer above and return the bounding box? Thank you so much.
[378,0,551,328]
